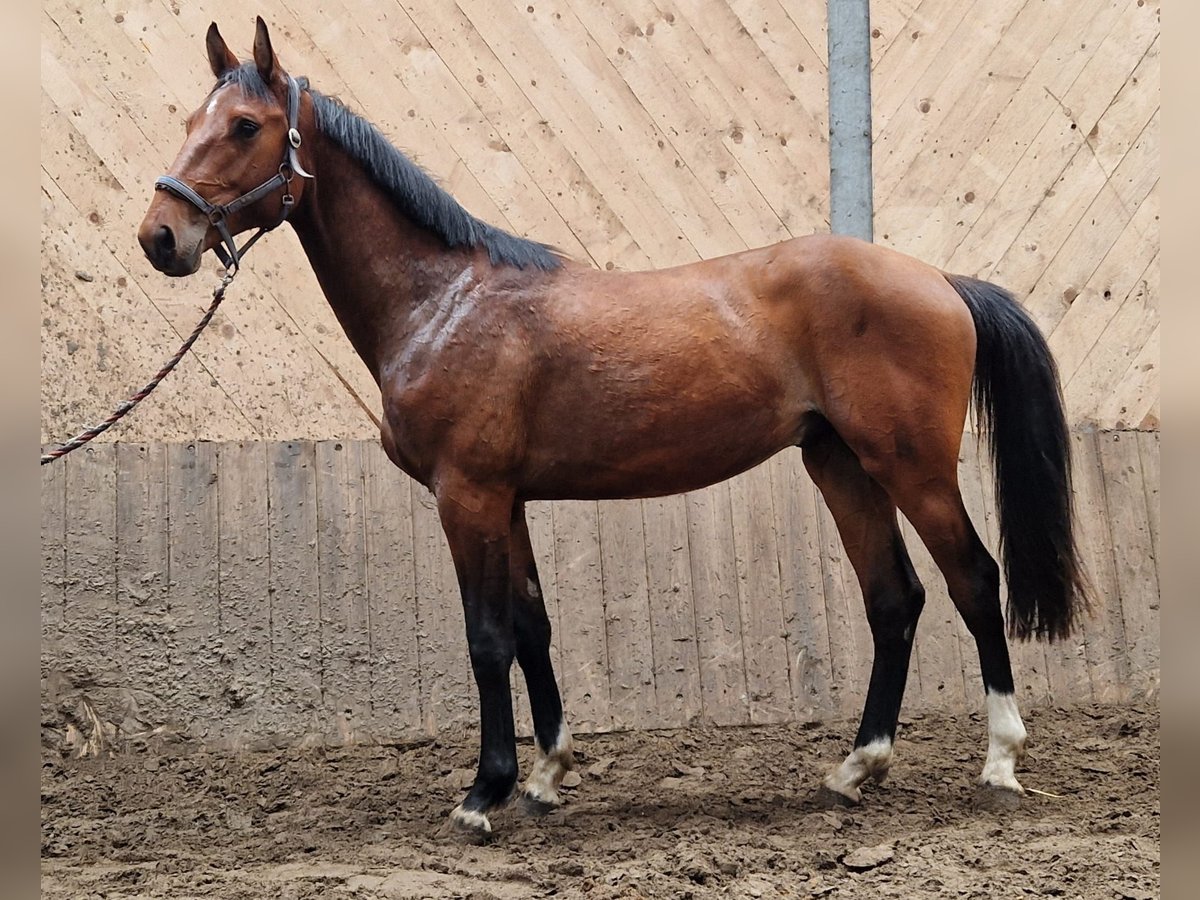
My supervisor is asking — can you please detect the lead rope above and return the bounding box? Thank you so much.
[39,269,235,465]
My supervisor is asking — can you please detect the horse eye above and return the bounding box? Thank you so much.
[234,118,261,139]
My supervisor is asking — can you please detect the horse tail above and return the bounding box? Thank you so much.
[945,273,1088,642]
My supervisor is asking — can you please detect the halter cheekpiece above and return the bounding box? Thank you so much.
[154,73,312,272]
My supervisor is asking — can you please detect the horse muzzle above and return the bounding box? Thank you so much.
[137,215,205,277]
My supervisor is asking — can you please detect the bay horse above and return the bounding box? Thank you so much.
[138,19,1087,836]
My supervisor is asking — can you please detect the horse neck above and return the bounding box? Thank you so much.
[287,134,478,382]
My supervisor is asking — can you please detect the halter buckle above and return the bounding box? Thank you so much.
[288,127,302,149]
[207,207,226,225]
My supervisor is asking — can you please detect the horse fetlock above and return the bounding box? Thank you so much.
[523,721,574,808]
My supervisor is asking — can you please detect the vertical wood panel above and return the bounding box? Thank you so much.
[597,500,658,729]
[216,441,274,746]
[728,467,792,724]
[685,483,749,726]
[115,443,171,732]
[642,493,703,728]
[768,451,835,719]
[315,441,371,743]
[267,441,323,740]
[552,500,612,733]
[62,444,118,722]
[361,443,423,738]
[167,442,222,741]
[1070,431,1129,703]
[41,451,67,708]
[1098,431,1160,694]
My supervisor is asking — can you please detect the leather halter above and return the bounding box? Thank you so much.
[154,73,312,272]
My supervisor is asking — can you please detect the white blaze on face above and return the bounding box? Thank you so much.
[523,720,574,806]
[822,737,893,803]
[980,690,1027,792]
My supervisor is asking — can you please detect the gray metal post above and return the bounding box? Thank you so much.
[827,0,874,241]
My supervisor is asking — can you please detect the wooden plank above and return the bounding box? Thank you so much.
[215,441,274,748]
[1093,321,1160,431]
[396,0,656,270]
[62,443,118,722]
[564,0,791,248]
[551,500,612,733]
[727,465,792,723]
[41,450,67,701]
[166,442,224,742]
[875,0,1079,213]
[597,500,658,730]
[642,493,702,728]
[1025,126,1158,341]
[1137,431,1160,566]
[768,450,835,719]
[1069,431,1129,704]
[451,0,702,266]
[410,485,475,734]
[267,441,323,742]
[361,442,423,740]
[315,441,371,743]
[114,443,172,733]
[1098,431,1160,693]
[1050,189,1158,389]
[684,483,749,726]
[1072,255,1159,428]
[974,436,1052,707]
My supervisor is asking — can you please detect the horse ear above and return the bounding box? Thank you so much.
[206,23,239,78]
[252,16,278,81]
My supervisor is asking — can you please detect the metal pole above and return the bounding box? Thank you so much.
[827,0,874,241]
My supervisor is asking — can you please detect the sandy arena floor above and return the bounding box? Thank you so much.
[41,703,1158,899]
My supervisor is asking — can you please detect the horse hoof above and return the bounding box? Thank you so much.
[447,804,494,842]
[972,782,1024,812]
[518,789,563,817]
[813,784,860,808]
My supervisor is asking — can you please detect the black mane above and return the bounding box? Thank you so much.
[217,65,562,271]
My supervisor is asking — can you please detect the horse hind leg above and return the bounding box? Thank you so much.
[800,426,926,805]
[508,503,574,812]
[851,439,1028,797]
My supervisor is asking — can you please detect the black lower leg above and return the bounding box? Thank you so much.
[461,629,519,812]
[854,545,925,749]
[513,565,565,754]
[958,546,1016,697]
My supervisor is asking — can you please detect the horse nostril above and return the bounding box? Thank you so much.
[154,225,176,260]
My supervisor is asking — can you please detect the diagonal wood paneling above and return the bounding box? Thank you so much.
[873,0,1159,430]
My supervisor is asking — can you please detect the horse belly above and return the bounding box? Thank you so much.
[519,385,814,501]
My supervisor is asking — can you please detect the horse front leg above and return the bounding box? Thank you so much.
[437,475,519,837]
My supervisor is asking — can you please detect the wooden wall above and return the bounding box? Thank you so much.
[871,0,1159,430]
[41,431,1159,748]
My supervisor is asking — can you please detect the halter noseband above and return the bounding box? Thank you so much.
[154,73,312,272]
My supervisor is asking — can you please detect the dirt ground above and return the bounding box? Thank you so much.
[41,702,1158,900]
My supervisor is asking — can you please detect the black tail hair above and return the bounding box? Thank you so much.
[946,274,1088,642]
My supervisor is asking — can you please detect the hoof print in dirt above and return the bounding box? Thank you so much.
[812,785,859,809]
[971,783,1024,812]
